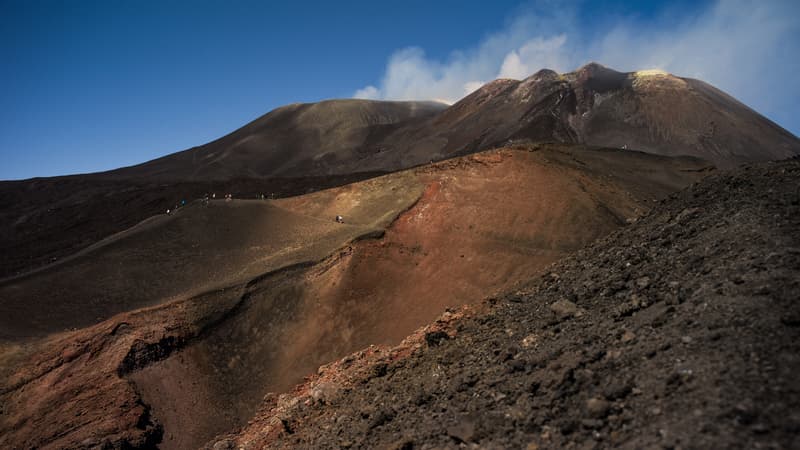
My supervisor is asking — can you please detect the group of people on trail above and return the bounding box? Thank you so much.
[167,193,225,214]
[164,192,262,213]
[162,192,347,225]
[166,199,187,215]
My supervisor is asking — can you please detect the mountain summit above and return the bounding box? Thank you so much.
[381,62,799,170]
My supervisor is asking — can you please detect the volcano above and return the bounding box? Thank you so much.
[3,64,797,280]
[0,64,798,449]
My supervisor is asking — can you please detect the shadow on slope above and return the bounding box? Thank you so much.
[0,170,423,449]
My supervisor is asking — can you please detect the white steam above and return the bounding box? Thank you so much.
[353,0,800,134]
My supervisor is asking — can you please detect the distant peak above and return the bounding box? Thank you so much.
[574,62,624,77]
[631,68,687,89]
[489,78,519,85]
[528,68,560,80]
[473,78,518,94]
[579,61,607,71]
[633,68,670,77]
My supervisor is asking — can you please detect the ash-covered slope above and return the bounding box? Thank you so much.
[101,99,447,181]
[218,159,800,449]
[574,65,799,167]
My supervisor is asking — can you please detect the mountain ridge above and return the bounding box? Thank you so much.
[72,63,800,182]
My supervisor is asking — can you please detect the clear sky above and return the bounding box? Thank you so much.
[2,0,798,180]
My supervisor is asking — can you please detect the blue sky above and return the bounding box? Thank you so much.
[1,0,798,180]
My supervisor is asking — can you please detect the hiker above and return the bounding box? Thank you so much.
[166,209,171,215]
[335,215,344,223]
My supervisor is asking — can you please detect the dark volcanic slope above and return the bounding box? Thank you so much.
[219,159,800,449]
[0,100,443,277]
[0,197,406,339]
[102,99,447,181]
[0,172,384,278]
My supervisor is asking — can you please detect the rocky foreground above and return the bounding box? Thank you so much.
[210,159,800,449]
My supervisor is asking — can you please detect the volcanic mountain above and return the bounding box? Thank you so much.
[390,63,800,170]
[102,62,798,181]
[0,64,798,449]
[3,64,797,279]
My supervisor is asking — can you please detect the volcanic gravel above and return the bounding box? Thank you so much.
[236,160,800,449]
